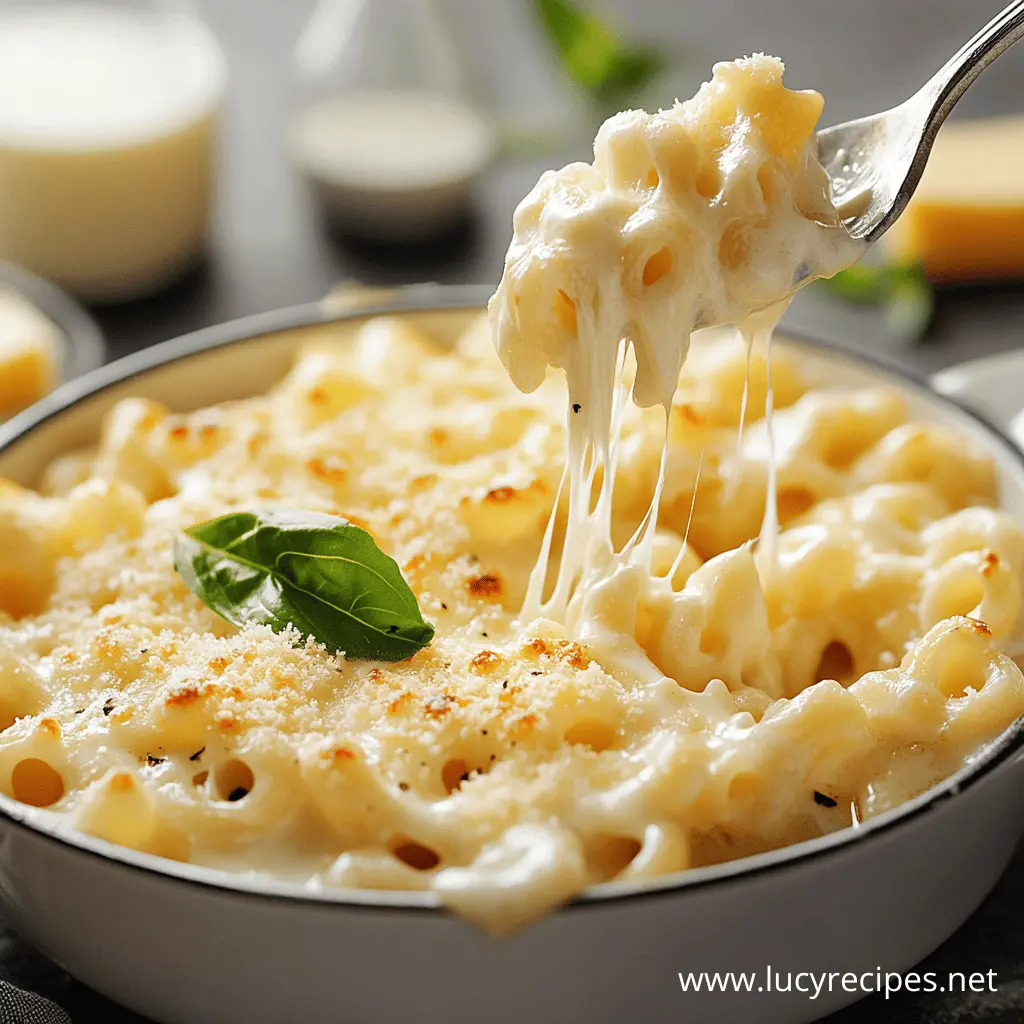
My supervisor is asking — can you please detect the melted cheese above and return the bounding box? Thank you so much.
[0,316,1021,934]
[490,54,862,656]
[1,57,1023,937]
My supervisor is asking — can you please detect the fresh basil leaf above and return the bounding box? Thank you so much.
[174,510,434,661]
[534,0,665,99]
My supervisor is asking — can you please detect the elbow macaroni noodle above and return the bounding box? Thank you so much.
[0,56,1021,934]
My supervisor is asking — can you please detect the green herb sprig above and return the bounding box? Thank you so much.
[820,261,935,339]
[174,510,434,662]
[534,0,666,104]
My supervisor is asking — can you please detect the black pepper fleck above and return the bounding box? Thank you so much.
[146,753,166,766]
[398,782,410,791]
[102,698,115,716]
[502,680,508,689]
[189,747,206,762]
[813,791,838,808]
[440,602,448,610]
[572,403,582,414]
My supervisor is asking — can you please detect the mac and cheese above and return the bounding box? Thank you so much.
[0,57,1021,935]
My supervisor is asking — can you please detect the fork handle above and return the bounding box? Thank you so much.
[919,0,1024,127]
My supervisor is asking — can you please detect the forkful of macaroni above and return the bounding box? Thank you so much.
[490,12,1024,663]
[490,52,864,660]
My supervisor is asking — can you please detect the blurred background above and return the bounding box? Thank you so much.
[1,0,1024,421]
[0,3,1023,1021]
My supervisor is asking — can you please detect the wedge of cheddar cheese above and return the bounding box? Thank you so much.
[0,288,61,417]
[884,116,1024,282]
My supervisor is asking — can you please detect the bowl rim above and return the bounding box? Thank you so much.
[1,282,1023,917]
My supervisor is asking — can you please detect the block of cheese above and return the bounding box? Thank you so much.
[884,116,1024,282]
[0,288,61,416]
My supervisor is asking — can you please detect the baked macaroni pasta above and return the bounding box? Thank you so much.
[0,56,1021,935]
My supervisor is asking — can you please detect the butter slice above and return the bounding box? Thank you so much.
[0,288,61,416]
[884,116,1024,281]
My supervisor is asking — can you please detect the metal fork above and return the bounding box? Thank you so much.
[818,0,1024,242]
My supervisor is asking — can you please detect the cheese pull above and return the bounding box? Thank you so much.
[884,116,1024,282]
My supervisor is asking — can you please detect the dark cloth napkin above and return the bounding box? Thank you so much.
[0,982,70,1024]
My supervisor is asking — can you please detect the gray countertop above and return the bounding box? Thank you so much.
[5,1,1022,1020]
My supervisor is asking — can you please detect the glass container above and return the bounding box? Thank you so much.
[290,0,496,242]
[0,0,226,302]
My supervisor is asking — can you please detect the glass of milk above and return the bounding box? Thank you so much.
[0,1,226,302]
[290,0,495,243]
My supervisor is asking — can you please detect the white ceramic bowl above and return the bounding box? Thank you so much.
[0,286,1022,1024]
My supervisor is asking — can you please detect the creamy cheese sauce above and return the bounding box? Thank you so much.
[1,56,1023,937]
[490,55,862,661]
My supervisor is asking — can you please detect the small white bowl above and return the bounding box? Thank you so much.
[291,92,495,242]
